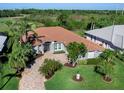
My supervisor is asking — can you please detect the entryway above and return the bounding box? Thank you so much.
[43,42,51,52]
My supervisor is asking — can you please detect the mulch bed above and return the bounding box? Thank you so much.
[64,63,77,68]
[72,75,83,82]
[102,76,112,83]
[45,75,53,80]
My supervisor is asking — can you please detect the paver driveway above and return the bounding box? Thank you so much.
[19,52,68,90]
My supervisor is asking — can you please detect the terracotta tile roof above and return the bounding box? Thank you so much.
[34,26,104,51]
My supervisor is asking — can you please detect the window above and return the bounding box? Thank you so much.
[58,43,61,49]
[54,43,57,50]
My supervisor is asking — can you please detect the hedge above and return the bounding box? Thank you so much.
[53,50,65,54]
[87,58,101,65]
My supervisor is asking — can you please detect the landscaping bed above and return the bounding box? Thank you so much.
[45,58,124,90]
[64,63,77,68]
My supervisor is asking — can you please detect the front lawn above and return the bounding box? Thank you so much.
[2,77,19,90]
[45,58,124,90]
[0,63,19,90]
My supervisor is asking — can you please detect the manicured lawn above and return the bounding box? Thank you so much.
[45,58,124,90]
[2,77,19,90]
[0,63,19,90]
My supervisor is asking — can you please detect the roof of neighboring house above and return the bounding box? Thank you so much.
[34,26,104,51]
[0,35,7,52]
[85,25,124,49]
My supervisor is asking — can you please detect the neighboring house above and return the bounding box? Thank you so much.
[30,26,104,59]
[85,25,124,50]
[0,33,7,53]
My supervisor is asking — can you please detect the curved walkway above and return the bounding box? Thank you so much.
[19,52,68,90]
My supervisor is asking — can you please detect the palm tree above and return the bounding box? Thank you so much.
[90,16,95,30]
[27,32,44,44]
[96,49,115,81]
[19,21,45,45]
[99,49,114,63]
[9,40,33,75]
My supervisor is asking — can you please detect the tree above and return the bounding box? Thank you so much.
[8,40,33,75]
[39,59,63,78]
[66,42,87,66]
[99,49,114,63]
[95,49,115,82]
[87,16,96,30]
[115,50,124,61]
[96,60,114,81]
[57,13,68,27]
[5,21,24,52]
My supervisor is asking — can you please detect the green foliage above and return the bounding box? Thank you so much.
[8,41,33,72]
[39,59,63,78]
[57,13,69,26]
[0,63,19,90]
[95,49,115,78]
[99,49,115,63]
[74,30,85,36]
[67,42,87,63]
[45,58,124,89]
[115,50,124,61]
[42,18,59,26]
[95,61,114,77]
[87,58,101,65]
[1,9,124,32]
[77,60,87,65]
[53,50,65,54]
[77,58,100,65]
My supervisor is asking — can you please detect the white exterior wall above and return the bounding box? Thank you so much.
[86,35,112,49]
[86,36,91,40]
[34,44,44,54]
[122,36,124,49]
[49,42,66,53]
[87,52,95,59]
[50,41,55,53]
[78,51,102,60]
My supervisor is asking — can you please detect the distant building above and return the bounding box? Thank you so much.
[21,26,104,59]
[85,25,124,50]
[0,33,7,53]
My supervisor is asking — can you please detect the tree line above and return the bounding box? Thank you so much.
[0,9,123,18]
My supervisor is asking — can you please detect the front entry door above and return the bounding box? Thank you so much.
[43,42,51,52]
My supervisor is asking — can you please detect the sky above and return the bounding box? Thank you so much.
[0,3,124,10]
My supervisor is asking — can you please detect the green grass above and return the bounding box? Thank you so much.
[0,63,19,90]
[0,23,9,32]
[45,58,124,90]
[2,77,19,90]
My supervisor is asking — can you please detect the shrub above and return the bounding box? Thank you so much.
[87,58,100,65]
[39,59,63,79]
[95,60,114,80]
[77,60,87,65]
[53,50,65,54]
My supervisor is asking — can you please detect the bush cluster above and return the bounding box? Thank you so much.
[39,59,63,79]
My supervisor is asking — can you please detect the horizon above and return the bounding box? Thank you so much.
[0,3,124,10]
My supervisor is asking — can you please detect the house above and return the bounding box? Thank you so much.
[0,33,7,53]
[30,26,104,59]
[85,25,124,50]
